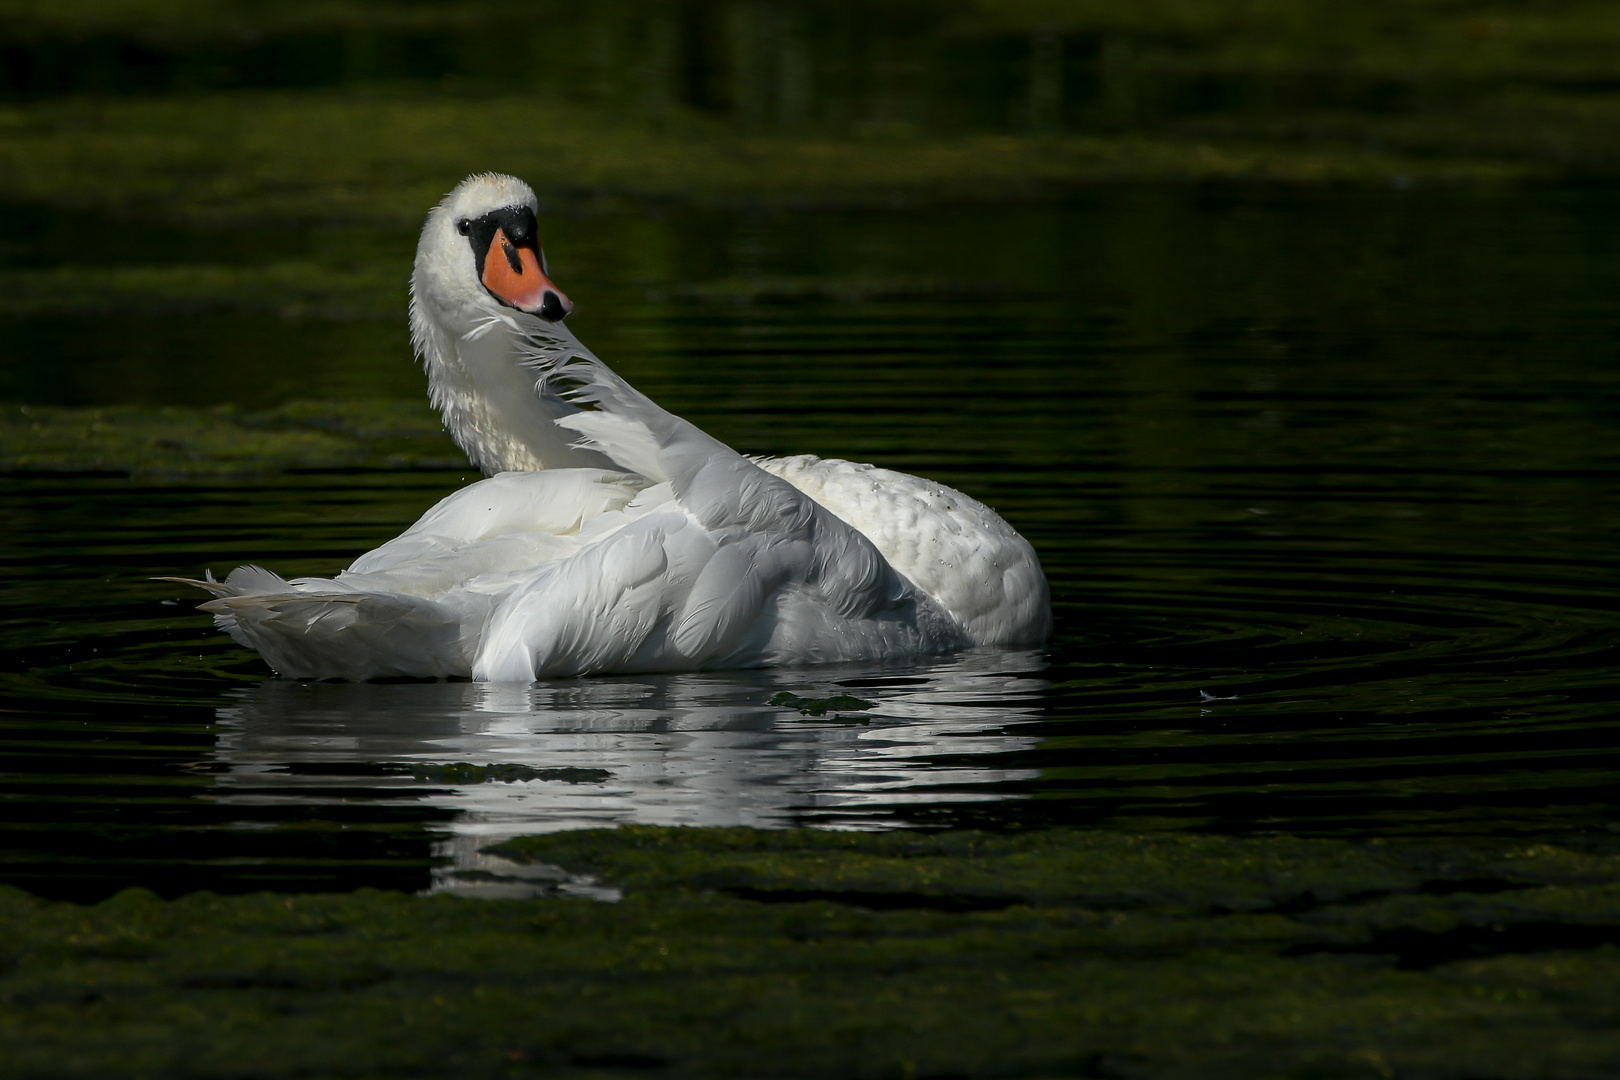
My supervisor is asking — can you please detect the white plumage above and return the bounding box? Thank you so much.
[181,174,1050,681]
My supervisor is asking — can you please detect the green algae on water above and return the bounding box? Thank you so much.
[0,399,459,478]
[6,826,1620,1078]
[0,261,402,319]
[2,92,1540,230]
[770,690,876,719]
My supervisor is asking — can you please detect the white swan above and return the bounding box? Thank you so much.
[180,173,1049,681]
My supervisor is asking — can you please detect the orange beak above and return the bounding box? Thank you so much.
[481,228,574,320]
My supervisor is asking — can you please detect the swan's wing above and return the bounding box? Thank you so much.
[178,469,654,680]
[346,468,646,576]
[473,510,686,680]
[756,454,1051,646]
[472,504,818,681]
[471,464,969,681]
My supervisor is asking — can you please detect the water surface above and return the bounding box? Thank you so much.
[2,187,1617,900]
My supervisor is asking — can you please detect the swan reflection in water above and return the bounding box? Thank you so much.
[210,649,1048,897]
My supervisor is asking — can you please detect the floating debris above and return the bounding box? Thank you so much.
[407,763,611,785]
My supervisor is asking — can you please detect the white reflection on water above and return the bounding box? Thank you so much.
[211,649,1047,897]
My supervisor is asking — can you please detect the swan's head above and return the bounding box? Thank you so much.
[411,173,574,339]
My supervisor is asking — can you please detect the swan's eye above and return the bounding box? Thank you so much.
[456,218,471,236]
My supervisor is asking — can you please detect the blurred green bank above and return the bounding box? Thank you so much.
[3,0,1620,227]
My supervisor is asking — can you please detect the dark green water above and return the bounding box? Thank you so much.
[2,187,1618,901]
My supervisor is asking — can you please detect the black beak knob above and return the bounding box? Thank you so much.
[539,291,569,322]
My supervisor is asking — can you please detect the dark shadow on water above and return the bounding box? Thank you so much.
[1287,922,1620,970]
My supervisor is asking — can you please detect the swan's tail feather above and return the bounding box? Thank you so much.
[199,589,472,680]
[156,565,293,599]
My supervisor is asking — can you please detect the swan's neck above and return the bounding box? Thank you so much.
[412,303,609,476]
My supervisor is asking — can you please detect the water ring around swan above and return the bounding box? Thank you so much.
[0,189,1617,900]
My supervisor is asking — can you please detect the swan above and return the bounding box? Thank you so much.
[176,173,1049,681]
